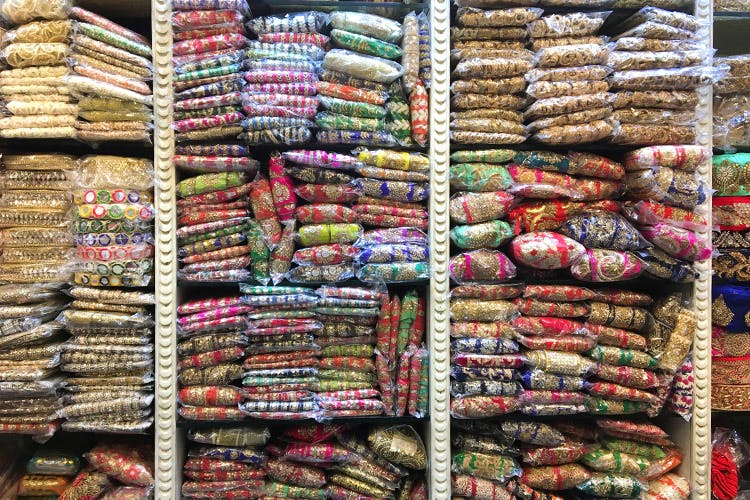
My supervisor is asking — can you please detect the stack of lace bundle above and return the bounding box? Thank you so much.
[283,149,361,285]
[317,11,403,148]
[67,6,153,142]
[0,283,66,441]
[177,294,247,423]
[714,55,750,149]
[239,285,321,420]
[712,153,750,278]
[0,1,153,142]
[59,287,154,434]
[623,145,711,282]
[451,417,690,500]
[181,424,428,499]
[320,12,413,148]
[59,155,156,433]
[526,12,614,145]
[182,426,269,498]
[0,153,75,284]
[172,0,248,144]
[242,11,324,145]
[372,288,429,418]
[70,156,155,288]
[175,171,267,284]
[0,0,76,138]
[450,7,538,145]
[353,148,431,284]
[448,283,698,420]
[451,7,542,144]
[314,286,387,419]
[609,7,710,145]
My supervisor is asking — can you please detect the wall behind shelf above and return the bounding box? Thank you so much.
[715,16,750,54]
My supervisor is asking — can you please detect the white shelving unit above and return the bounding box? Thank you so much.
[140,0,714,497]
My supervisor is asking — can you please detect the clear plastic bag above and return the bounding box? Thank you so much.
[616,6,703,32]
[247,11,327,36]
[526,64,611,82]
[528,12,609,38]
[0,0,68,24]
[608,50,705,71]
[610,66,721,91]
[525,93,612,120]
[453,57,532,79]
[456,7,543,27]
[323,49,403,84]
[536,43,609,68]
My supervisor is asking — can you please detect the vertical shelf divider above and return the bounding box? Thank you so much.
[428,0,452,497]
[152,0,178,497]
[692,0,713,497]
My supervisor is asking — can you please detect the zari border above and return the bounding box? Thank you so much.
[692,0,713,496]
[429,0,452,497]
[152,0,178,497]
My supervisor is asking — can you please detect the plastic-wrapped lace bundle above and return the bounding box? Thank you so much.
[0,153,75,284]
[0,287,67,441]
[0,153,75,441]
[172,0,249,144]
[608,7,711,145]
[67,6,153,142]
[318,11,406,147]
[242,10,326,146]
[713,55,750,149]
[283,149,360,285]
[59,155,156,434]
[449,7,540,145]
[0,0,77,138]
[239,285,321,420]
[314,285,390,419]
[176,292,247,423]
[353,148,431,284]
[525,12,614,145]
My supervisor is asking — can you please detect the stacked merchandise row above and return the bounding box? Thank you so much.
[714,55,750,150]
[450,5,715,147]
[171,1,433,497]
[60,155,156,435]
[172,2,429,148]
[1,438,154,497]
[180,424,427,499]
[0,154,72,441]
[178,284,428,422]
[711,57,750,411]
[0,0,157,451]
[447,1,709,498]
[0,0,153,142]
[0,154,157,438]
[711,0,750,415]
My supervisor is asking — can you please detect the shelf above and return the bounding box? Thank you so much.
[249,1,428,17]
[178,415,426,429]
[0,139,153,157]
[715,11,750,19]
[76,0,151,18]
